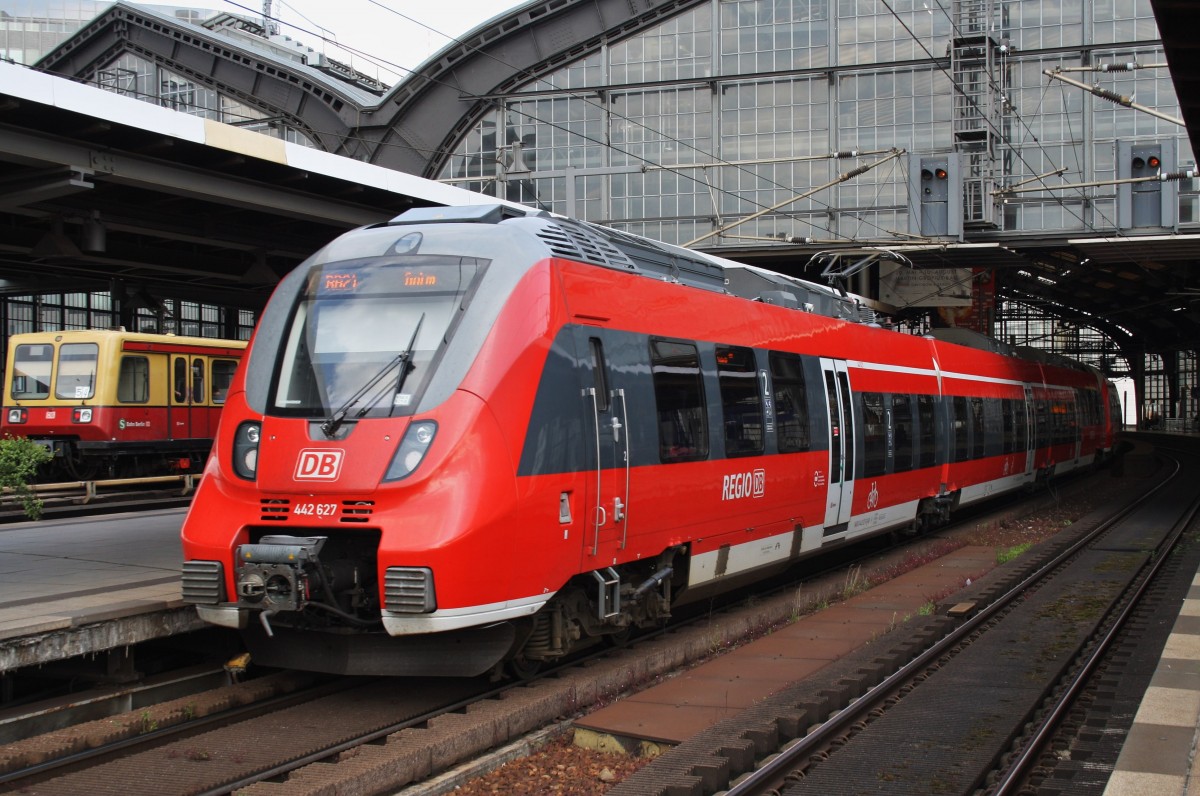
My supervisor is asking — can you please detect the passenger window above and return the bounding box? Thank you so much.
[970,397,986,458]
[173,357,188,402]
[191,358,206,403]
[651,339,708,463]
[1015,398,1029,450]
[984,398,1003,456]
[861,392,887,477]
[953,396,969,462]
[1035,399,1049,445]
[917,394,936,469]
[1002,399,1015,454]
[769,352,810,453]
[212,359,238,404]
[716,345,763,457]
[892,394,914,473]
[117,356,149,403]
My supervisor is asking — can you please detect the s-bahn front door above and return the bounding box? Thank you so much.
[579,333,630,565]
[820,358,855,535]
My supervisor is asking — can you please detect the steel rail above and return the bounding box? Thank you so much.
[990,456,1200,794]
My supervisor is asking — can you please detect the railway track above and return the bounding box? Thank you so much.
[606,442,1199,796]
[0,457,1144,796]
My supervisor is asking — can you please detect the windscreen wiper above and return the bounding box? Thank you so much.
[388,313,425,416]
[320,314,425,438]
[320,354,404,438]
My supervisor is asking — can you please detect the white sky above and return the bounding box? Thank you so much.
[250,0,531,85]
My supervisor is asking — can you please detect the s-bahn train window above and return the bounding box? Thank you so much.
[55,343,98,400]
[212,359,238,404]
[917,394,936,469]
[117,356,150,403]
[11,344,52,399]
[952,396,969,462]
[892,394,914,473]
[860,392,887,477]
[272,256,486,417]
[173,358,188,402]
[191,358,206,403]
[650,339,708,463]
[769,352,810,453]
[716,345,763,457]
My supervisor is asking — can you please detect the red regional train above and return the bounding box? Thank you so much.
[180,205,1120,677]
[2,329,246,478]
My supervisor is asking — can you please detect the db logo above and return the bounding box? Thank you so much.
[295,449,344,480]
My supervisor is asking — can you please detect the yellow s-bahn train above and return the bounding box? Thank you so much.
[1,329,247,478]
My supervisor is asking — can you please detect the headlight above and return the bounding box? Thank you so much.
[72,408,93,423]
[384,420,437,481]
[232,421,261,480]
[6,408,26,424]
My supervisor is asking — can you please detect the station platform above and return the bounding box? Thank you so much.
[0,507,200,673]
[1103,569,1200,795]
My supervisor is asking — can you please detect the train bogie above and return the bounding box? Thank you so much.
[180,205,1118,677]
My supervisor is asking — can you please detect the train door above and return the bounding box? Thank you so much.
[820,358,856,534]
[169,354,194,440]
[190,357,209,438]
[580,334,630,565]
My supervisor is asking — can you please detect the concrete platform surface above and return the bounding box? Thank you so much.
[0,508,198,672]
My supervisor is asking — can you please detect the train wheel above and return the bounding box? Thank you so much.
[64,455,100,481]
[605,626,633,649]
[506,655,542,681]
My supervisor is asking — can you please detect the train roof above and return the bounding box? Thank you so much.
[9,329,247,350]
[387,205,870,325]
[384,206,1108,379]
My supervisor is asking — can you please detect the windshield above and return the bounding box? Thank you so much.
[11,344,53,400]
[55,343,98,399]
[271,253,486,417]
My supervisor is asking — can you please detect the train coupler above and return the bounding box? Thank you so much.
[235,535,327,616]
